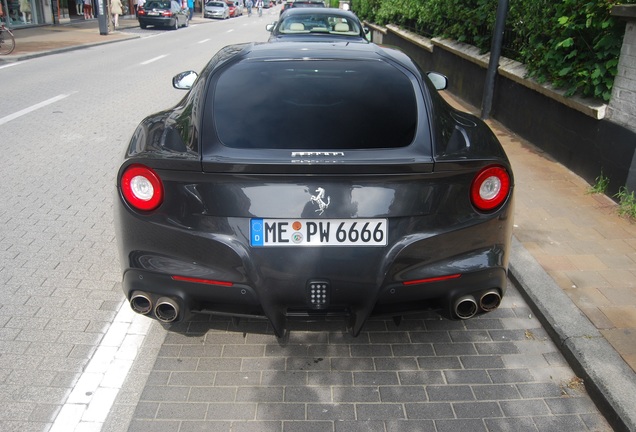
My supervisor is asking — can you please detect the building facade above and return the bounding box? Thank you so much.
[1,0,133,27]
[1,0,48,27]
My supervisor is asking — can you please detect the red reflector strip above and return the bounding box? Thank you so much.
[172,275,233,287]
[402,273,462,286]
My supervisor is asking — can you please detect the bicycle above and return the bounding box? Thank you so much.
[0,22,15,55]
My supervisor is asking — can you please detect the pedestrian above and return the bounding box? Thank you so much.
[255,0,262,16]
[246,0,252,16]
[83,0,93,19]
[19,0,31,23]
[111,0,123,28]
[75,0,83,15]
[135,0,145,15]
[187,0,194,20]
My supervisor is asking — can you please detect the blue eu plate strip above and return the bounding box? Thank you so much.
[250,219,264,246]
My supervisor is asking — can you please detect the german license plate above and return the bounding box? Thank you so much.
[250,219,387,247]
[148,11,159,15]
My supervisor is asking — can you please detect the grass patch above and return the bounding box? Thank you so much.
[615,187,636,220]
[587,172,609,195]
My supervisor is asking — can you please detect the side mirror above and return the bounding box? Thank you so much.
[266,22,275,32]
[427,72,448,91]
[172,71,198,90]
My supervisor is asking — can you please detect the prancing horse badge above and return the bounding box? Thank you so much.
[310,187,330,215]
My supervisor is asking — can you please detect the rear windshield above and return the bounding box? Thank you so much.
[292,1,326,7]
[146,1,171,8]
[212,59,418,149]
[276,14,362,36]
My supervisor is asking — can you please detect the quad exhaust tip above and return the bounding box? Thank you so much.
[154,296,180,323]
[480,290,502,312]
[454,295,478,320]
[130,291,152,315]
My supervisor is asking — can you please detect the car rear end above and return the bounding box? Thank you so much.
[138,0,175,27]
[115,43,514,336]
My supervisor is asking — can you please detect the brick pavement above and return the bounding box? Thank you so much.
[104,283,612,432]
[0,48,135,430]
[4,17,141,59]
[440,94,636,375]
[492,116,636,372]
[506,142,636,369]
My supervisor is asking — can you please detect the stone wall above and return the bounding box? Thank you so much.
[608,21,636,130]
[608,6,636,191]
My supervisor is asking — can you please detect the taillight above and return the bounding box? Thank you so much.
[120,164,164,211]
[470,165,511,212]
[172,275,233,287]
[163,11,173,16]
[138,9,146,15]
[402,273,462,286]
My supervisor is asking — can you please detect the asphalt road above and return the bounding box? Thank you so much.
[0,10,614,432]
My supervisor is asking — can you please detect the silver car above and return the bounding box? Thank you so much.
[205,0,230,19]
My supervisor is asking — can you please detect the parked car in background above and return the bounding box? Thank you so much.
[280,0,325,15]
[231,0,244,16]
[137,0,189,29]
[205,0,230,19]
[115,41,514,338]
[288,0,326,8]
[267,9,369,43]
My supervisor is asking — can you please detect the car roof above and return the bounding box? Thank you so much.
[222,41,414,70]
[290,0,326,4]
[279,7,360,19]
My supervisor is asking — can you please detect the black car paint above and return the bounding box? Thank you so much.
[115,42,514,336]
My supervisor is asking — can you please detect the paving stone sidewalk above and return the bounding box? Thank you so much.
[509,142,636,370]
[445,95,636,374]
[104,283,613,432]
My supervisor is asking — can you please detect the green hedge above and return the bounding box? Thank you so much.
[352,0,634,102]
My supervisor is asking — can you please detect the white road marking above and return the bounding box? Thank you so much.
[49,302,152,432]
[141,54,168,65]
[0,61,23,70]
[0,93,72,126]
[198,38,211,43]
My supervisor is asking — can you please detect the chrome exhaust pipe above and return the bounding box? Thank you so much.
[454,295,478,320]
[130,291,152,315]
[480,290,502,312]
[154,297,180,323]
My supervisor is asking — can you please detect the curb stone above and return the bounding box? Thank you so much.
[508,236,636,432]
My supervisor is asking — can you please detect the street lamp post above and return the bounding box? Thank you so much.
[481,0,509,120]
[98,0,110,34]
